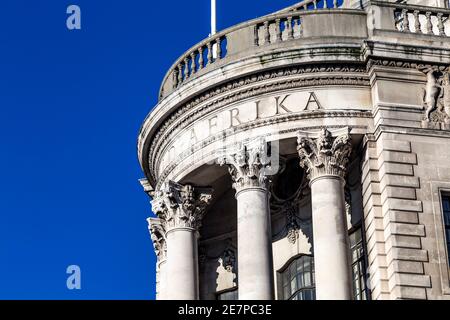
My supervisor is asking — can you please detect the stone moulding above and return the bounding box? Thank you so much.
[141,58,450,188]
[144,64,369,184]
[154,121,370,191]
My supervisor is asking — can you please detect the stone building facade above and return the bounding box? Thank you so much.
[138,0,450,300]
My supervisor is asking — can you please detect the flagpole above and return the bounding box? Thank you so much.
[211,0,217,58]
[211,0,217,36]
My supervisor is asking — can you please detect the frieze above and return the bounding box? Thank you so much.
[142,63,369,185]
[154,120,370,190]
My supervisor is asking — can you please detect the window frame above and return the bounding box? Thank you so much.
[348,224,371,300]
[430,182,450,295]
[277,254,316,300]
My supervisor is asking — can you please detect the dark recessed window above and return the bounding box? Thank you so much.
[441,194,450,265]
[279,255,315,300]
[349,227,370,300]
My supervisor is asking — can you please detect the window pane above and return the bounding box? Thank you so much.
[350,227,369,300]
[280,256,316,300]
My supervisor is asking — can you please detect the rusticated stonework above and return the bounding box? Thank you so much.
[219,140,272,193]
[297,127,352,181]
[151,181,213,231]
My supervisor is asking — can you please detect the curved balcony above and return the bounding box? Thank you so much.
[158,0,351,100]
[139,0,450,188]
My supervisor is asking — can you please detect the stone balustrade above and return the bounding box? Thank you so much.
[394,4,450,36]
[159,0,345,100]
[157,0,450,101]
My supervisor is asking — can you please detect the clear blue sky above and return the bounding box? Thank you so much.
[0,0,300,300]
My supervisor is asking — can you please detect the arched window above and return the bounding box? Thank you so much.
[279,255,315,300]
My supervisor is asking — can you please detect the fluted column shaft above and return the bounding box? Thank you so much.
[221,141,274,300]
[297,128,353,300]
[151,181,212,300]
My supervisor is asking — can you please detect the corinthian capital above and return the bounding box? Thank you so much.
[151,181,213,232]
[219,139,271,193]
[297,127,352,181]
[147,217,167,261]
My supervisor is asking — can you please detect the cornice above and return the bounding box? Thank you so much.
[142,57,450,188]
[146,63,369,185]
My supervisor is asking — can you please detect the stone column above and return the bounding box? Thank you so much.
[147,218,167,300]
[220,141,274,300]
[297,127,353,300]
[151,181,212,300]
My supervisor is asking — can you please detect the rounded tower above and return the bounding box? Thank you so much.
[139,0,450,300]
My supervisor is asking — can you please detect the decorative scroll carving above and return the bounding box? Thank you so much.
[271,187,311,244]
[151,181,213,231]
[297,127,352,181]
[147,217,167,261]
[219,139,272,192]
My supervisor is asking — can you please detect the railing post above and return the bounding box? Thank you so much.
[426,12,433,35]
[254,25,260,46]
[173,69,178,89]
[276,19,282,42]
[198,47,204,70]
[216,37,222,59]
[184,57,190,79]
[190,52,196,74]
[287,17,294,40]
[414,10,421,33]
[437,13,445,36]
[264,20,270,45]
[207,42,213,65]
[178,63,183,84]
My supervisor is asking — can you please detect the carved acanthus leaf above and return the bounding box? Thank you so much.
[151,181,213,231]
[297,127,352,181]
[219,139,272,192]
[147,217,167,261]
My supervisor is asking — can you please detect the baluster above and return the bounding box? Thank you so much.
[426,12,433,35]
[299,18,303,37]
[173,69,178,88]
[207,42,213,65]
[287,16,294,40]
[198,47,204,70]
[333,0,338,8]
[402,9,410,32]
[414,10,421,33]
[178,63,183,84]
[254,25,260,46]
[184,57,190,79]
[313,0,317,9]
[264,20,270,45]
[303,5,307,10]
[190,52,196,74]
[437,13,445,36]
[276,19,282,42]
[216,37,222,59]
[324,0,329,9]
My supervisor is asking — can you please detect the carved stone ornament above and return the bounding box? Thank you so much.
[147,217,167,261]
[297,127,352,181]
[221,248,237,273]
[150,181,213,231]
[270,166,310,244]
[219,139,272,192]
[420,67,450,123]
